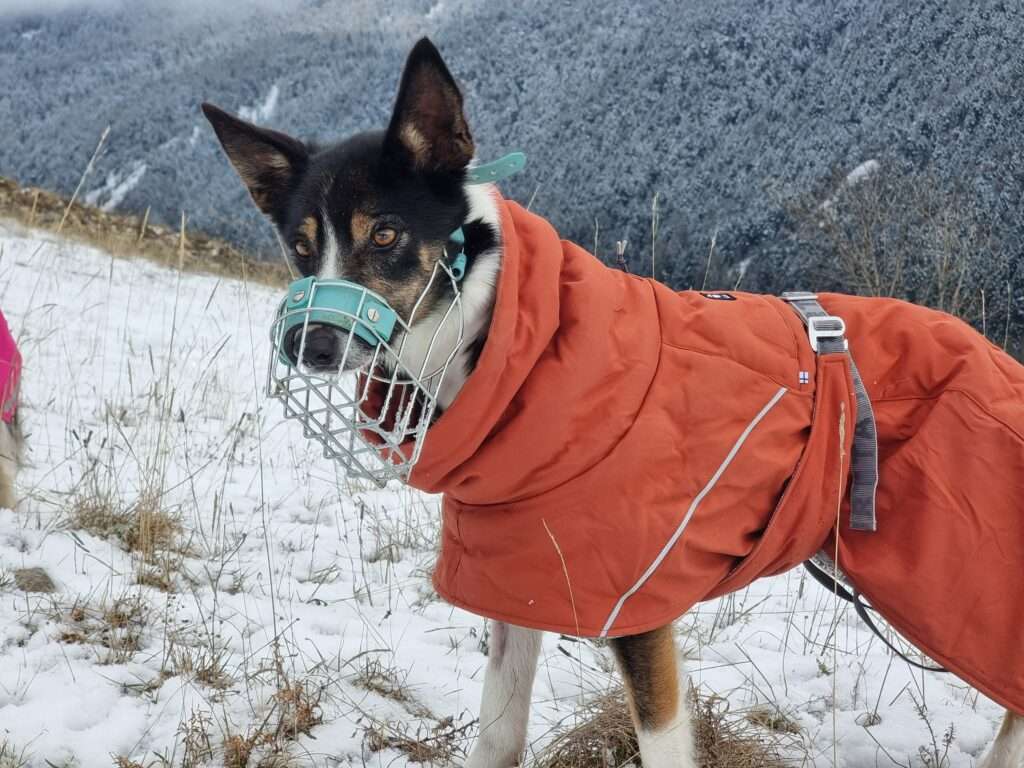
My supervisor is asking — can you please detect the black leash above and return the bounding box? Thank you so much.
[802,560,948,673]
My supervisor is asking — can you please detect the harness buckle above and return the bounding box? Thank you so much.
[807,314,848,352]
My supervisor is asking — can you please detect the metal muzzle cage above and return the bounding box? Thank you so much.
[267,258,465,486]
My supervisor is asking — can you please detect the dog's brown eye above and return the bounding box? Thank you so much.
[294,241,311,258]
[372,227,398,248]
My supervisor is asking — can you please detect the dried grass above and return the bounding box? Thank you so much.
[363,716,473,765]
[169,641,234,691]
[218,677,325,768]
[66,473,187,595]
[0,175,288,287]
[179,709,216,768]
[271,680,324,740]
[0,740,30,768]
[55,592,148,664]
[353,656,419,710]
[222,734,254,768]
[533,689,788,768]
[67,486,182,560]
[745,706,802,735]
[124,490,182,558]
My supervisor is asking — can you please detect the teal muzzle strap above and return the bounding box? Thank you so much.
[277,276,398,357]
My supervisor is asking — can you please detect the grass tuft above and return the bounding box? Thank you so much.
[363,716,472,765]
[222,734,253,768]
[745,706,803,735]
[68,487,182,560]
[55,592,148,664]
[533,689,788,768]
[0,740,30,768]
[272,680,324,741]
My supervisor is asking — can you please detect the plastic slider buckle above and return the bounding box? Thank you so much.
[781,291,818,302]
[807,314,848,352]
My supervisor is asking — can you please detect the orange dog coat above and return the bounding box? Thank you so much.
[406,198,1024,714]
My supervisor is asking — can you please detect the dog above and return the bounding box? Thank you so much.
[203,38,1024,768]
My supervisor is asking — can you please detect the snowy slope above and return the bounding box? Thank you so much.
[0,221,1007,767]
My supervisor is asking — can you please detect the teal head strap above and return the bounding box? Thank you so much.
[446,152,526,281]
[465,152,526,185]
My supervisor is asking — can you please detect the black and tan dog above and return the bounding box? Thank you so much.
[204,38,1024,768]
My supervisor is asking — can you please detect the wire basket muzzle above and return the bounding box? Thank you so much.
[266,265,464,486]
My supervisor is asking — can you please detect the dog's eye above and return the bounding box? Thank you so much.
[372,226,398,249]
[294,241,311,258]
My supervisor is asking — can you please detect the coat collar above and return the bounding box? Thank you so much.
[409,197,564,493]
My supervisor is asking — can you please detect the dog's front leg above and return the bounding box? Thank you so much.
[610,624,697,768]
[465,621,542,768]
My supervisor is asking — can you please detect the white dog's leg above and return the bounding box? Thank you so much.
[465,622,542,768]
[610,624,697,768]
[0,418,21,510]
[978,711,1024,768]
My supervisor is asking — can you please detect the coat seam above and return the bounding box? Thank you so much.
[872,389,1024,444]
[658,339,811,397]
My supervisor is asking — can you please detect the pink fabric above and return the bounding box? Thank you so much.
[0,311,21,423]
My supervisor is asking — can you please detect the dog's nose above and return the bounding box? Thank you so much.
[294,325,341,370]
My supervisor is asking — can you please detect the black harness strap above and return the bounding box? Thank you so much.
[802,559,948,673]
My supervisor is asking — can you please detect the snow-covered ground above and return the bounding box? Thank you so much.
[0,220,1007,767]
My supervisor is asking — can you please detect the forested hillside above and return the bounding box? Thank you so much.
[1,0,1021,343]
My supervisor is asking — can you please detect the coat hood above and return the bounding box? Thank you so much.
[409,198,851,638]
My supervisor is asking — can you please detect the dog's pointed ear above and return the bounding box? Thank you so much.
[201,102,307,219]
[384,38,474,174]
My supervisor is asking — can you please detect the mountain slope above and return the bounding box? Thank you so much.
[1,0,1022,299]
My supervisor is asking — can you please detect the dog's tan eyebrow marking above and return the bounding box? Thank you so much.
[298,216,318,246]
[418,242,440,272]
[350,211,375,243]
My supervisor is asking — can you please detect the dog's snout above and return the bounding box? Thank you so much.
[291,325,341,371]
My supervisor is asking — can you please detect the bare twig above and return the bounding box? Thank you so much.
[58,125,110,234]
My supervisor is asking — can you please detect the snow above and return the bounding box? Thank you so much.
[239,85,280,125]
[845,160,880,186]
[0,220,1007,766]
[84,161,147,212]
[819,160,882,216]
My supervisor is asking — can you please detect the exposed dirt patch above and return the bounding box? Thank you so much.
[0,176,289,287]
